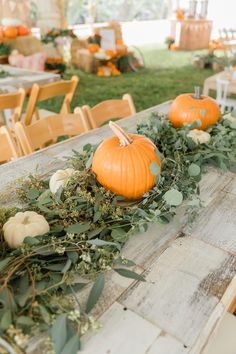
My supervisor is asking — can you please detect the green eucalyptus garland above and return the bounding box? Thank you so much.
[0,113,236,353]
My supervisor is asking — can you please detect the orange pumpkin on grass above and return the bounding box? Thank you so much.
[18,25,30,36]
[4,27,18,39]
[92,121,161,200]
[169,87,221,130]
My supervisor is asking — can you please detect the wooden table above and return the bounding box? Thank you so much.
[1,102,236,354]
[0,64,60,92]
[171,19,212,51]
[203,70,236,96]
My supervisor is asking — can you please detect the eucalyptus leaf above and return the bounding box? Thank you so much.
[66,222,91,234]
[85,153,94,169]
[0,310,12,330]
[24,236,41,245]
[87,238,121,251]
[67,251,79,264]
[114,268,145,282]
[93,211,101,223]
[27,188,40,200]
[188,163,201,177]
[86,273,105,313]
[62,259,72,273]
[0,257,12,272]
[163,189,183,206]
[150,161,160,175]
[16,316,34,327]
[111,228,128,243]
[50,314,67,354]
[61,334,80,354]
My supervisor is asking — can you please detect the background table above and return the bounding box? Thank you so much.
[0,102,236,354]
[171,19,212,51]
[0,64,60,92]
[203,70,236,96]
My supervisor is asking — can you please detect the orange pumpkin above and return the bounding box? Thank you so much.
[0,26,4,39]
[105,49,116,58]
[175,9,185,20]
[169,87,221,130]
[18,25,30,36]
[4,27,18,39]
[92,122,161,200]
[88,43,100,53]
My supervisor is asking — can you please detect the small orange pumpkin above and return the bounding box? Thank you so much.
[175,9,185,20]
[92,122,161,200]
[169,87,221,130]
[18,25,30,36]
[88,43,100,53]
[4,27,18,39]
[105,49,116,58]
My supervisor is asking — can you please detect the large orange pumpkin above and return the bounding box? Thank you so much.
[18,25,30,36]
[169,87,221,130]
[4,27,18,39]
[92,122,161,200]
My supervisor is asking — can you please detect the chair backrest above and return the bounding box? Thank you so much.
[0,89,25,125]
[216,78,229,102]
[24,75,79,125]
[0,126,20,163]
[216,78,236,113]
[14,109,90,155]
[82,94,136,129]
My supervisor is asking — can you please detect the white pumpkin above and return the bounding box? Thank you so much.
[187,129,211,145]
[49,168,76,194]
[3,211,50,248]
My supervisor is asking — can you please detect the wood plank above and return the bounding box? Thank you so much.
[81,302,161,354]
[146,333,189,354]
[120,238,236,348]
[223,175,236,196]
[0,102,170,205]
[198,168,233,207]
[190,191,236,254]
[121,207,186,269]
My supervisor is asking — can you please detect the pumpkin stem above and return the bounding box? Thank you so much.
[109,121,133,146]
[194,86,202,99]
[22,216,30,225]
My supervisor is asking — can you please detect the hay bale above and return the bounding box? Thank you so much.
[7,36,43,56]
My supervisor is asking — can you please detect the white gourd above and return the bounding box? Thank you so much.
[187,129,211,144]
[3,211,50,248]
[49,168,75,194]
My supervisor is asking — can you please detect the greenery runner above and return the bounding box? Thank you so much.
[0,112,236,353]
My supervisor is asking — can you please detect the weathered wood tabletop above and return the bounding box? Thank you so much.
[0,102,236,354]
[0,64,60,92]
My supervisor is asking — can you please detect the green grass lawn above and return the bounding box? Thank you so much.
[40,45,213,113]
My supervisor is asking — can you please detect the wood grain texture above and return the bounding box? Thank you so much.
[198,168,233,207]
[223,174,236,196]
[146,333,189,354]
[81,302,161,354]
[120,237,236,348]
[190,191,236,254]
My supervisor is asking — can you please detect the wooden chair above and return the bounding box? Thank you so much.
[82,94,136,129]
[0,126,20,163]
[0,89,25,126]
[14,109,90,155]
[216,78,236,113]
[23,75,79,125]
